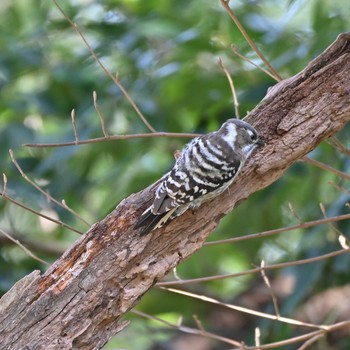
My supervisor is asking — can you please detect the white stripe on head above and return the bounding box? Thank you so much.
[221,121,237,147]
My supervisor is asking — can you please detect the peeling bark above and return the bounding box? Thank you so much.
[0,33,350,350]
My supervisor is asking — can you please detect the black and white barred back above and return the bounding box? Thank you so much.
[135,118,262,235]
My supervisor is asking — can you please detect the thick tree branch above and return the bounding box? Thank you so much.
[1,33,350,349]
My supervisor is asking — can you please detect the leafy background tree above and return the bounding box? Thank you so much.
[0,0,349,349]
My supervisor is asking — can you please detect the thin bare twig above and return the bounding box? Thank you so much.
[172,266,182,281]
[303,156,350,181]
[192,314,205,332]
[9,149,91,227]
[0,228,50,265]
[93,91,109,138]
[255,327,261,349]
[297,333,325,350]
[157,248,350,286]
[23,131,199,148]
[0,233,66,255]
[220,0,282,82]
[71,109,79,144]
[130,291,350,350]
[260,260,280,318]
[2,173,7,195]
[218,57,240,118]
[231,45,279,81]
[161,287,327,330]
[133,295,350,350]
[0,188,83,235]
[288,202,302,223]
[137,300,350,350]
[328,181,350,196]
[328,136,350,157]
[229,322,350,350]
[319,203,350,249]
[205,212,350,246]
[131,309,242,347]
[52,0,156,133]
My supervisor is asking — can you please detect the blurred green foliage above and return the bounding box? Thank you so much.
[0,0,350,349]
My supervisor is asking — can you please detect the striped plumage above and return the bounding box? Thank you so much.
[135,118,262,235]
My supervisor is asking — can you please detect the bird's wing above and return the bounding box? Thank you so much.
[151,182,174,213]
[153,156,242,211]
[134,176,175,235]
[135,134,242,235]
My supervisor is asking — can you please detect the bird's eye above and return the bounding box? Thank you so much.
[247,130,257,142]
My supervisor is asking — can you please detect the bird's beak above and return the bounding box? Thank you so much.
[256,139,265,147]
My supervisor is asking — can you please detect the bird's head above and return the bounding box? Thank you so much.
[220,118,263,158]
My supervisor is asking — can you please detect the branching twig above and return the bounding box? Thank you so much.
[319,203,350,249]
[23,131,199,148]
[288,202,302,223]
[297,334,325,350]
[52,0,156,133]
[303,156,350,181]
[192,314,205,332]
[131,309,242,347]
[161,287,327,330]
[328,136,350,157]
[93,91,109,138]
[0,233,66,256]
[220,0,282,82]
[9,149,91,227]
[260,260,280,318]
[135,304,350,350]
[229,321,350,350]
[157,248,350,286]
[328,181,350,196]
[231,45,279,81]
[0,228,49,265]
[205,212,350,246]
[1,176,83,235]
[218,57,240,118]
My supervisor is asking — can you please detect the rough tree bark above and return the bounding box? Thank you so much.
[0,33,350,350]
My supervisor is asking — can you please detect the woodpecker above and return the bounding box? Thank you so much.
[135,118,263,235]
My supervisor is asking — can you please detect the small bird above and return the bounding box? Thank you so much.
[135,118,263,235]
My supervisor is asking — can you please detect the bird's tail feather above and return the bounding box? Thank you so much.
[135,210,167,236]
[135,207,177,236]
